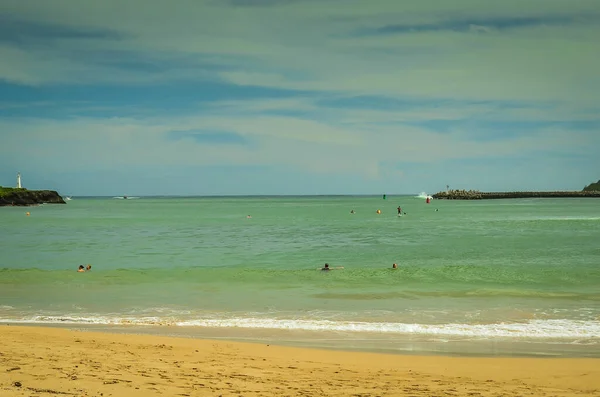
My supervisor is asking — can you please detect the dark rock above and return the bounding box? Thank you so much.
[0,188,66,206]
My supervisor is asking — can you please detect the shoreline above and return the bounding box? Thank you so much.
[7,322,600,359]
[1,325,599,397]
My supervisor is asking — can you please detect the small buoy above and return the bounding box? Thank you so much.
[26,212,30,216]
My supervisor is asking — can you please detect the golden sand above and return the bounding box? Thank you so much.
[1,325,599,396]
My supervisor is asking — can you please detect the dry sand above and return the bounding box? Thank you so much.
[1,325,599,396]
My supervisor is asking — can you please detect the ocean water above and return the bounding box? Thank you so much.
[1,196,599,356]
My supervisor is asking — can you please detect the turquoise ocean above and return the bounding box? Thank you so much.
[1,195,599,356]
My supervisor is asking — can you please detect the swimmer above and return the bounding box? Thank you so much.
[350,210,355,214]
[319,263,344,271]
[392,263,398,269]
[77,265,85,272]
[86,264,92,271]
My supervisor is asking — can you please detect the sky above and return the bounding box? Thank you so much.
[1,0,599,196]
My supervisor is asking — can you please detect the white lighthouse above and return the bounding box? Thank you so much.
[16,172,22,189]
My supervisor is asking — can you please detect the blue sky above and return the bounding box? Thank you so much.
[1,0,599,196]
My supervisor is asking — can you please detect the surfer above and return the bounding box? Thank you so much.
[397,206,402,215]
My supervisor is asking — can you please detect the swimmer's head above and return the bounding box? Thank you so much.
[392,263,398,269]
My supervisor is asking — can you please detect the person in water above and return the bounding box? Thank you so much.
[77,265,85,272]
[397,206,402,215]
[392,263,398,269]
[320,263,344,271]
[86,264,92,271]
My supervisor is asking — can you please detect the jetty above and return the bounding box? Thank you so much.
[432,189,600,200]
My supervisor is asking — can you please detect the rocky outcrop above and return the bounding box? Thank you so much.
[0,188,66,206]
[432,189,600,200]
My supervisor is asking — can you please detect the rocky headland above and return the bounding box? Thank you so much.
[0,187,66,206]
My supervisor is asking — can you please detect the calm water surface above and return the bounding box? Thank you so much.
[1,196,599,356]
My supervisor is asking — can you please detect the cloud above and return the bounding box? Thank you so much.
[0,0,598,102]
[0,0,599,194]
[1,98,596,172]
[167,130,252,146]
[357,14,594,36]
[0,14,125,46]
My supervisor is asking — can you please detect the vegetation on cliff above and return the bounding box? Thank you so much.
[0,186,66,206]
[583,180,600,192]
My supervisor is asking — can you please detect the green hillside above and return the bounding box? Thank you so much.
[583,180,600,192]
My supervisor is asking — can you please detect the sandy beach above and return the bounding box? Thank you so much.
[0,325,598,396]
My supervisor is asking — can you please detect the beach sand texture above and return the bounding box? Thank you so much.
[1,326,599,396]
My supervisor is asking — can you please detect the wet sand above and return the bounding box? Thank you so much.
[1,325,599,396]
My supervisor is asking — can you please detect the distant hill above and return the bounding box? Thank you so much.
[583,180,600,192]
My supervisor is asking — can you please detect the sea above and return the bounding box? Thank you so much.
[1,195,599,357]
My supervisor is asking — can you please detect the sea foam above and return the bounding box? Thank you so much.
[2,315,599,340]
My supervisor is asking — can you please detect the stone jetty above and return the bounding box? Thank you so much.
[431,189,600,200]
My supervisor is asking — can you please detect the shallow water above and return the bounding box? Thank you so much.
[1,196,599,356]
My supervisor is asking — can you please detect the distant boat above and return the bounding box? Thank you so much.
[64,196,72,201]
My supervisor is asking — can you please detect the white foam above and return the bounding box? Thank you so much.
[2,316,599,339]
[511,216,600,222]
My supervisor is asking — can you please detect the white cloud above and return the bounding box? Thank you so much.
[1,0,598,192]
[0,0,599,103]
[1,98,595,181]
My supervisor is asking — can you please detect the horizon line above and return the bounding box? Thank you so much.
[64,193,424,198]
